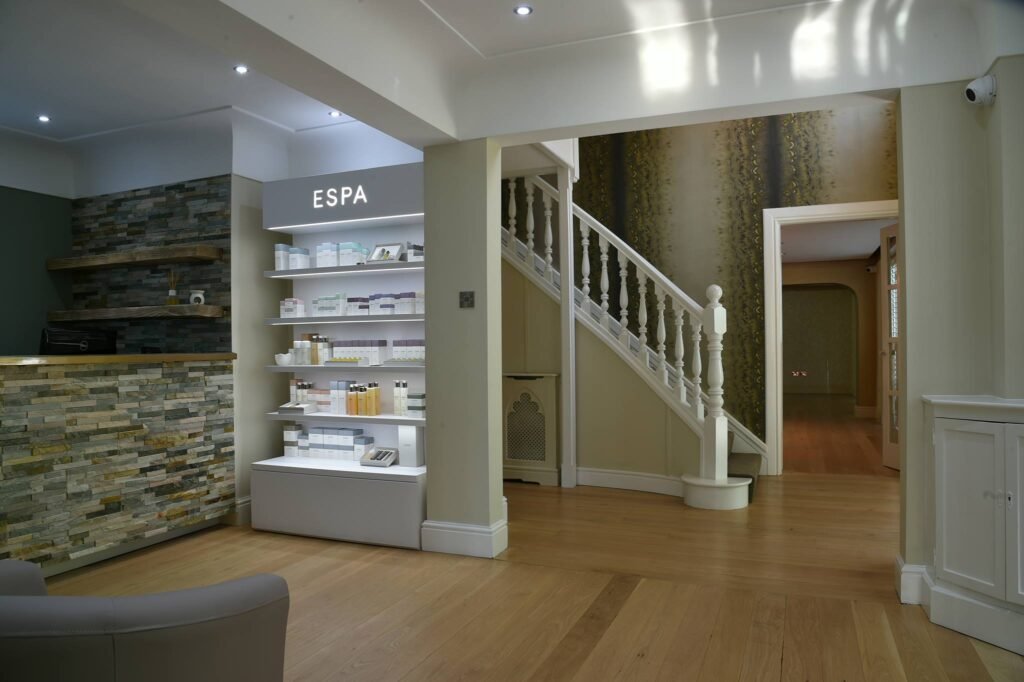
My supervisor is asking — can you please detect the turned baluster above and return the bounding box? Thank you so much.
[656,288,667,382]
[598,236,610,325]
[542,192,554,280]
[637,271,648,350]
[579,221,591,301]
[673,300,688,406]
[525,182,535,253]
[507,177,517,242]
[704,285,726,419]
[689,308,704,419]
[617,250,629,342]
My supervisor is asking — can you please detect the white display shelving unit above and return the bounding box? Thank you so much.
[251,166,427,550]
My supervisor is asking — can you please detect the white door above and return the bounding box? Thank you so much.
[934,418,1006,599]
[880,225,900,470]
[1007,424,1024,606]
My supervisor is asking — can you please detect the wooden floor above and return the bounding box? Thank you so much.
[48,475,1023,681]
[783,394,896,477]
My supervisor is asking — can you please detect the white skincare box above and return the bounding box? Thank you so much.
[274,244,290,271]
[415,291,425,315]
[283,423,301,457]
[346,297,369,316]
[337,428,363,447]
[397,425,424,466]
[308,427,325,458]
[315,242,339,268]
[280,298,306,318]
[297,434,309,458]
[288,247,311,270]
[337,242,368,266]
[322,429,341,459]
[353,436,375,459]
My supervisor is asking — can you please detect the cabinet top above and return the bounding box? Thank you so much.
[923,394,1024,423]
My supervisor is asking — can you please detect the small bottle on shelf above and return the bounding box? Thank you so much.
[356,385,367,415]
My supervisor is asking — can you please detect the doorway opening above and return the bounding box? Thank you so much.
[763,201,899,475]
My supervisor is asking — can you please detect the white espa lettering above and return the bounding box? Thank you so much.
[312,185,368,209]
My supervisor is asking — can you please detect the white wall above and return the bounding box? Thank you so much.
[0,129,75,197]
[287,121,422,177]
[899,80,994,566]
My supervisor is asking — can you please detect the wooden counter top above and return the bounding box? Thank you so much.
[0,353,236,367]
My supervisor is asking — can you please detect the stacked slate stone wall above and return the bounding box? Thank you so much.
[0,359,234,568]
[68,176,231,353]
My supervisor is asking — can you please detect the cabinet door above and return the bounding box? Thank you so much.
[934,418,1005,598]
[1007,424,1024,606]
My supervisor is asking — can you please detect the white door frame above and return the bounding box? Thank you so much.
[763,200,899,475]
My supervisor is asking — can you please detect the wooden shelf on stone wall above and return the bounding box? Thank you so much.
[48,304,225,322]
[46,244,223,272]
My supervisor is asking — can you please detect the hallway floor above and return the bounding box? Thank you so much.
[783,393,896,476]
[48,474,1023,680]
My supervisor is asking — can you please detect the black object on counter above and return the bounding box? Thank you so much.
[39,327,117,355]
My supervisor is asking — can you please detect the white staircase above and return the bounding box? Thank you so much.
[502,175,766,509]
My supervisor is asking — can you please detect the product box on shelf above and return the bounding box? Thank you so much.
[353,436,375,459]
[405,243,424,262]
[288,247,311,270]
[345,296,369,316]
[315,242,339,268]
[274,244,290,271]
[280,298,306,318]
[338,242,369,266]
[391,339,426,362]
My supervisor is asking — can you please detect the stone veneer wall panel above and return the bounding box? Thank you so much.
[68,176,231,353]
[0,360,234,569]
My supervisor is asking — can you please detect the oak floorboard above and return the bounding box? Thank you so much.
[41,473,1024,681]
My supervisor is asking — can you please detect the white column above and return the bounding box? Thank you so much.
[557,166,577,488]
[700,285,728,481]
[423,139,506,558]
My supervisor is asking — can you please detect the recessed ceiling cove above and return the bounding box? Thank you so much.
[0,0,352,141]
[421,0,817,57]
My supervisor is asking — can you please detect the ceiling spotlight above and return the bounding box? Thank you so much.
[514,4,533,16]
[328,110,343,118]
[37,114,50,123]
[233,64,249,75]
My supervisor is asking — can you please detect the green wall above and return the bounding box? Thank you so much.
[0,186,71,355]
[782,285,857,395]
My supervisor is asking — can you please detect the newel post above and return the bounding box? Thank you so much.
[700,285,728,481]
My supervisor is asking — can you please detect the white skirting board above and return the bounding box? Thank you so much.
[421,519,508,558]
[576,467,684,498]
[897,558,1024,655]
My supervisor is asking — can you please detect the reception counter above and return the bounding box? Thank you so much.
[0,353,236,574]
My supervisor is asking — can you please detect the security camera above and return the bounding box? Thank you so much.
[965,75,996,106]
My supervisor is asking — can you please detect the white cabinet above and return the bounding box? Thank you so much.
[1008,425,1024,606]
[934,418,1007,599]
[924,396,1024,654]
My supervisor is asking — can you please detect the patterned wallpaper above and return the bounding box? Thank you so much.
[575,104,898,437]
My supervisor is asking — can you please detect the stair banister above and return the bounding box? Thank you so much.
[528,177,703,317]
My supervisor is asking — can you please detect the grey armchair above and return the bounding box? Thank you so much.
[0,559,289,682]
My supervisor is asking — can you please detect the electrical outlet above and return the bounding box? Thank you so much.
[459,291,475,309]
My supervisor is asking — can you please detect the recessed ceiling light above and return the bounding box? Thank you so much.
[514,4,533,16]
[328,110,343,118]
[37,114,50,123]
[233,64,249,75]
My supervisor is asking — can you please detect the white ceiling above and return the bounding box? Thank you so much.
[422,0,813,57]
[0,0,353,141]
[781,218,896,263]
